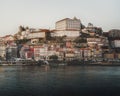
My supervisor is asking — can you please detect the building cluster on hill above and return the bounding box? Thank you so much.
[0,17,120,62]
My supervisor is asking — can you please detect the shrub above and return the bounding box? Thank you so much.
[49,55,58,60]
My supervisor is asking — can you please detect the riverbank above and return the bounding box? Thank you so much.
[0,61,38,66]
[0,60,120,66]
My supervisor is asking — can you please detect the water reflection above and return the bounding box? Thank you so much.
[0,66,120,96]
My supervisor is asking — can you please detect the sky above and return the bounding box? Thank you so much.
[0,0,120,36]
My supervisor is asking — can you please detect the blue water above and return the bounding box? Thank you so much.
[0,66,120,96]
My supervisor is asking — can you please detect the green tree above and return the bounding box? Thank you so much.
[15,38,29,45]
[74,36,87,43]
[49,55,58,60]
[19,26,25,32]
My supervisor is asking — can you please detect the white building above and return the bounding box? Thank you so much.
[56,17,81,30]
[26,29,49,44]
[113,40,120,48]
[54,17,81,37]
[53,30,80,37]
[0,38,6,59]
[87,38,104,48]
[27,31,45,39]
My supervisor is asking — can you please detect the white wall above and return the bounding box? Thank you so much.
[56,18,81,31]
[114,40,120,47]
[54,30,80,37]
[27,32,45,39]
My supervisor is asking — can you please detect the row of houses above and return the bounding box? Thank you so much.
[0,17,120,61]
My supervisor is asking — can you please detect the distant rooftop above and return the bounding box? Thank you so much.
[56,17,80,23]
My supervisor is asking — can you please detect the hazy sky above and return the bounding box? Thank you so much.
[0,0,120,36]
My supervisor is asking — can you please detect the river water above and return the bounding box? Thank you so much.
[0,65,120,96]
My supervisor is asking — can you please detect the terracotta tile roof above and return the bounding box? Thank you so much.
[30,29,50,33]
[2,35,13,39]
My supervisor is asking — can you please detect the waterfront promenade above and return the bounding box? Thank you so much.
[0,60,38,66]
[1,60,120,66]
